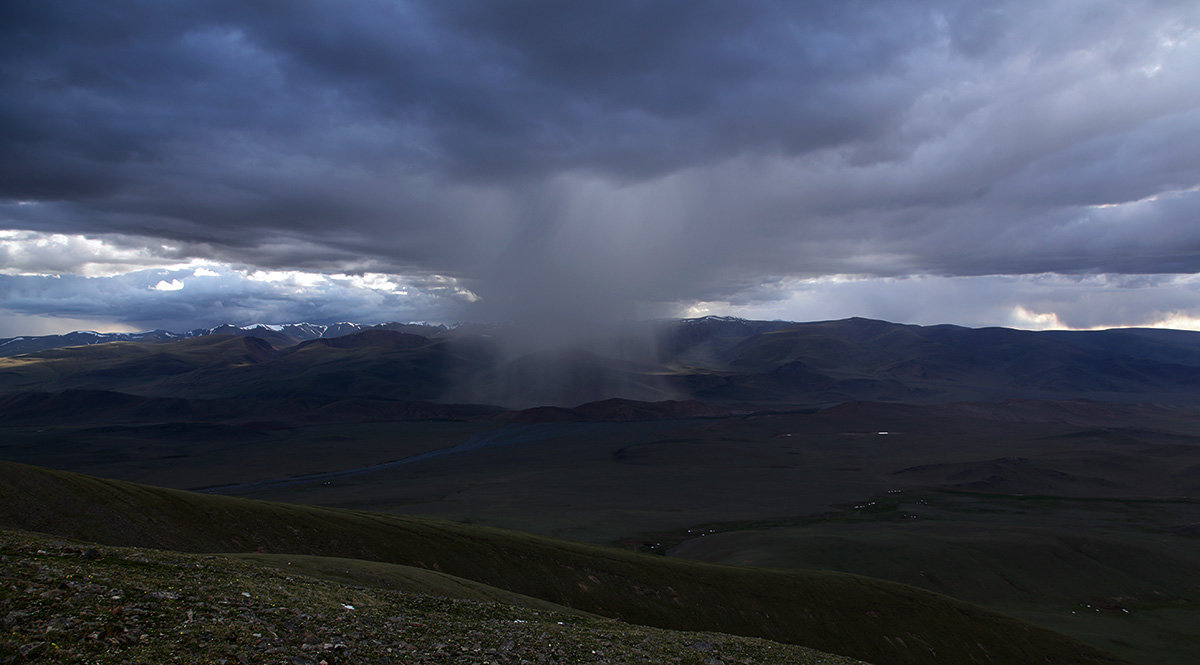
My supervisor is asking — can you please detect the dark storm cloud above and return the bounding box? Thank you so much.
[2,0,1199,329]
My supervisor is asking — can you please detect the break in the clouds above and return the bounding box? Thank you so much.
[0,261,474,337]
[685,273,1200,332]
[2,1,1200,333]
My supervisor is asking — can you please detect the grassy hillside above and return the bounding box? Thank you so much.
[0,528,868,665]
[668,516,1200,665]
[4,396,1194,663]
[0,462,1128,665]
[230,552,594,616]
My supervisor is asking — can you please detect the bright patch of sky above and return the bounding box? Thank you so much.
[677,273,1200,332]
[0,236,476,334]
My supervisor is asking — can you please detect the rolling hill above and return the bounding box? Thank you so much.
[0,461,1129,665]
[2,527,872,665]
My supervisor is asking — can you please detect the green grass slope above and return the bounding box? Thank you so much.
[0,462,1128,665]
[230,551,594,616]
[0,528,867,665]
[669,521,1200,665]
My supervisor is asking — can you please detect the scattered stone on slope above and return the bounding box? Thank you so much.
[0,530,869,665]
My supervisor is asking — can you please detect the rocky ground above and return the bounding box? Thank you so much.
[0,529,868,665]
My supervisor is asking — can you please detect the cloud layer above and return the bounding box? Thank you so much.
[2,1,1199,332]
[0,262,472,336]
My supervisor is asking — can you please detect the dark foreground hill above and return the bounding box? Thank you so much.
[1,528,870,665]
[0,462,1128,665]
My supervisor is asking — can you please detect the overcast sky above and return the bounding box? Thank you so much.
[2,0,1199,336]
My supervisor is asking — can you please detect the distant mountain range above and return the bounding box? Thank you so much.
[3,315,1200,409]
[0,320,451,356]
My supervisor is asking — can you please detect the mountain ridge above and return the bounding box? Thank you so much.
[0,320,453,356]
[6,317,1200,407]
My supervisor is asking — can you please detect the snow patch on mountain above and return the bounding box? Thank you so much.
[0,321,449,356]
